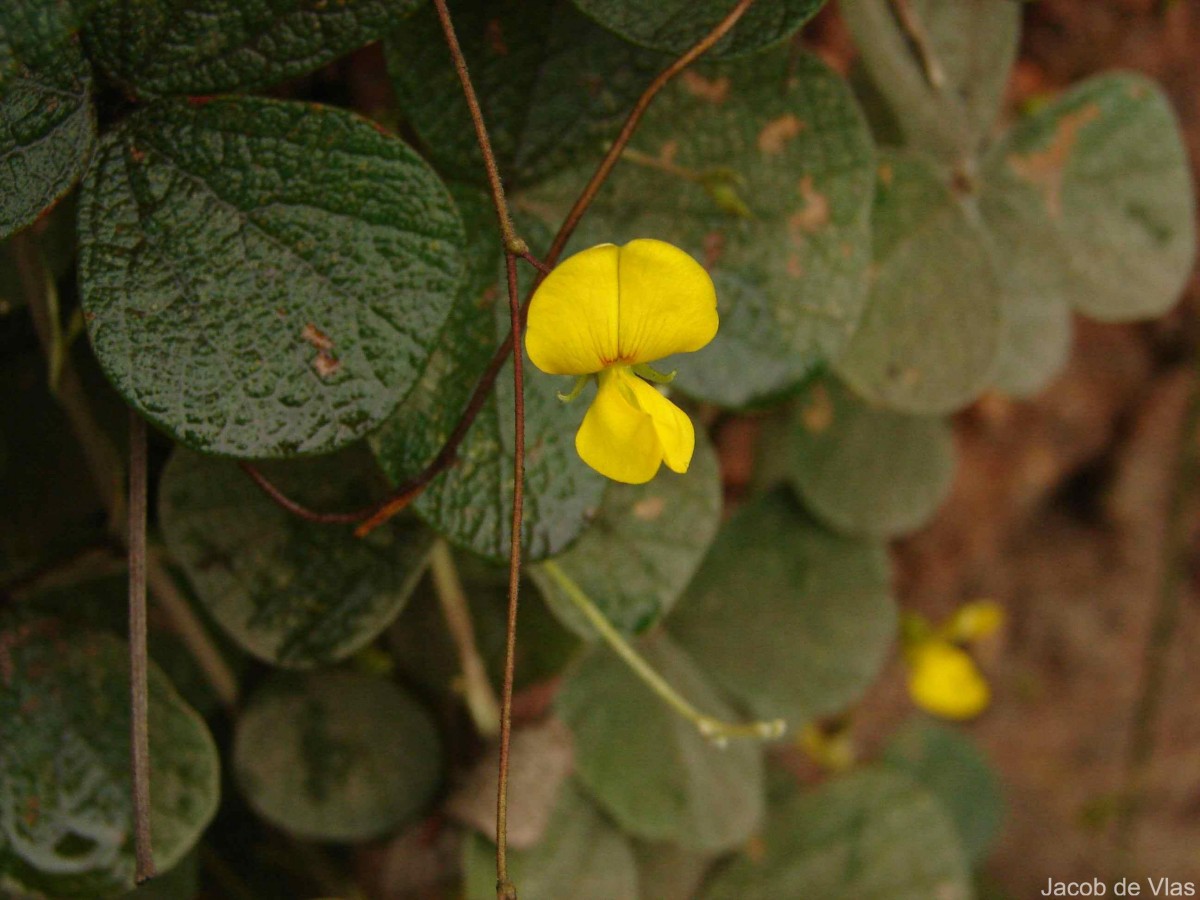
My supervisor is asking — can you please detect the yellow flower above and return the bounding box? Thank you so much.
[525,239,718,484]
[905,641,991,721]
[901,601,1005,721]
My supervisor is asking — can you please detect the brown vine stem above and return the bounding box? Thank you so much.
[127,410,155,882]
[246,0,757,536]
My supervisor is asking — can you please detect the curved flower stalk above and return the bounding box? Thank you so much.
[525,239,718,484]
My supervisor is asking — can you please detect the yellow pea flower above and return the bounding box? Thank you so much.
[525,239,718,484]
[901,601,1005,721]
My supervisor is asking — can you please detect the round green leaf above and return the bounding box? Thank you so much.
[663,271,814,409]
[159,446,434,669]
[387,0,666,188]
[371,187,604,562]
[983,73,1196,322]
[530,430,720,639]
[233,671,441,842]
[78,96,464,458]
[784,378,955,537]
[975,172,1074,397]
[520,50,876,390]
[835,151,1003,414]
[83,0,422,96]
[0,623,219,897]
[669,490,895,730]
[702,768,972,899]
[556,634,765,851]
[882,721,1004,863]
[0,41,94,240]
[840,0,1019,164]
[570,0,824,59]
[463,782,638,900]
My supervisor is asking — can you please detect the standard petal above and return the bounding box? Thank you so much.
[526,243,621,375]
[575,369,663,484]
[623,371,695,474]
[616,239,718,365]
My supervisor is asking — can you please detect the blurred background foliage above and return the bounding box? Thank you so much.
[2,0,1198,897]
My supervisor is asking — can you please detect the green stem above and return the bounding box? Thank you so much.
[429,539,501,738]
[540,560,785,745]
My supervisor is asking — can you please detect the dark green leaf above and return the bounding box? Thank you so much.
[0,623,219,897]
[79,96,464,458]
[835,151,1002,414]
[669,490,895,730]
[556,633,764,851]
[840,0,1019,164]
[882,721,1004,863]
[463,782,638,900]
[520,50,875,389]
[387,0,666,187]
[233,671,441,842]
[84,0,421,96]
[701,768,972,899]
[0,1,94,84]
[784,378,955,537]
[982,73,1196,322]
[0,41,93,240]
[530,430,720,639]
[570,0,824,59]
[371,187,604,562]
[159,446,434,669]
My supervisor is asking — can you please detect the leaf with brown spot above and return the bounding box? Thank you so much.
[757,113,805,154]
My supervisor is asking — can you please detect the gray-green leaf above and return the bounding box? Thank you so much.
[983,72,1196,322]
[531,430,720,639]
[882,721,1004,864]
[159,446,434,669]
[233,671,441,842]
[835,151,1003,414]
[79,96,464,458]
[840,0,1019,164]
[701,768,972,899]
[556,634,765,851]
[669,490,895,730]
[784,378,955,537]
[0,623,219,897]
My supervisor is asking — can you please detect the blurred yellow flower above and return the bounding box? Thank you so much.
[525,239,718,484]
[902,600,1005,721]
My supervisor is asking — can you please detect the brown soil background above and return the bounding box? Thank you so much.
[789,1,1200,893]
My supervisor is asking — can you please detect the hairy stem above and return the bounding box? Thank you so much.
[429,539,501,737]
[128,411,155,882]
[541,560,785,744]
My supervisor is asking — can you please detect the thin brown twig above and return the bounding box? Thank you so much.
[888,0,945,90]
[517,250,553,276]
[127,411,155,882]
[544,0,757,266]
[238,462,374,525]
[494,251,525,899]
[430,0,526,255]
